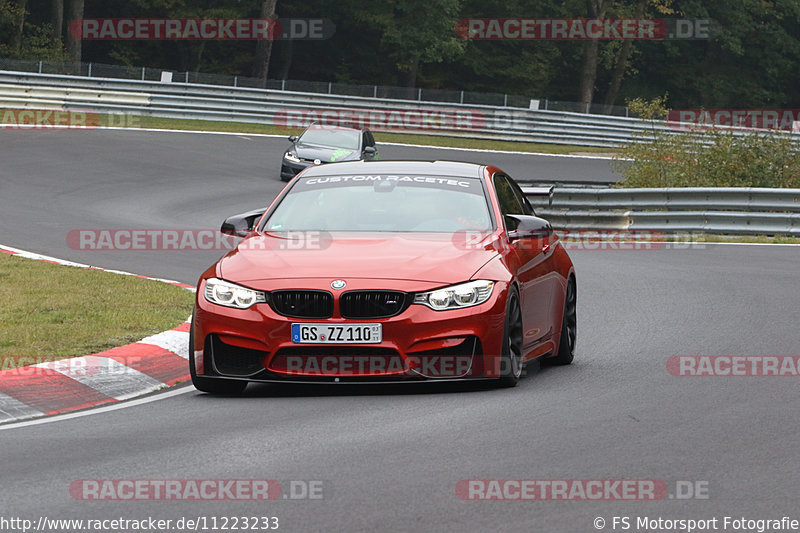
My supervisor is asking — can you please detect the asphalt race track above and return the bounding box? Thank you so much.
[1,128,799,532]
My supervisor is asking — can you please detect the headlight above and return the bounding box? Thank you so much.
[413,280,494,311]
[204,278,266,309]
[284,151,301,163]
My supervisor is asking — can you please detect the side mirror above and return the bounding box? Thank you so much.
[288,135,298,142]
[505,214,553,242]
[364,146,376,155]
[221,208,268,238]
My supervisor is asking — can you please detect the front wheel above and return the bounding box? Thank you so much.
[549,277,576,365]
[497,286,524,388]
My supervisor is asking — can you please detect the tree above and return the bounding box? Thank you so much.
[578,0,610,108]
[357,0,466,88]
[51,0,62,41]
[252,0,277,81]
[64,0,82,62]
[601,0,647,110]
[8,0,27,55]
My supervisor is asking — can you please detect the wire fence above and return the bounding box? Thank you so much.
[0,57,633,116]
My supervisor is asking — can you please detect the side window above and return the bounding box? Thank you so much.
[507,176,535,215]
[493,174,525,217]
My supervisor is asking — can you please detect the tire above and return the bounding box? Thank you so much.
[549,277,576,365]
[189,325,248,395]
[497,286,525,388]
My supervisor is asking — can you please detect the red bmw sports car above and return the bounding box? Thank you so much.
[191,160,576,393]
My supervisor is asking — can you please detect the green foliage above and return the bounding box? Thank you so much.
[356,0,466,78]
[613,128,800,188]
[17,23,69,60]
[0,0,68,60]
[0,0,22,25]
[1,0,800,109]
[614,93,800,188]
[626,94,669,120]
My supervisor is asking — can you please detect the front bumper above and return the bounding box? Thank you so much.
[192,279,509,383]
[280,159,316,180]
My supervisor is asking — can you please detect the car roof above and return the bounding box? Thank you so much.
[303,124,367,133]
[298,160,486,179]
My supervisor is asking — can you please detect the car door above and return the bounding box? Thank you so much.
[493,173,555,347]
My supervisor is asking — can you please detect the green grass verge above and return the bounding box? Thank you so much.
[561,233,800,245]
[678,234,800,244]
[1,112,617,155]
[134,115,615,154]
[371,132,615,155]
[0,253,195,364]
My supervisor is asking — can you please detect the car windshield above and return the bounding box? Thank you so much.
[298,128,361,150]
[263,175,493,232]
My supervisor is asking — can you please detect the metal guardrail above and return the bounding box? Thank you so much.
[522,187,800,235]
[1,69,796,234]
[3,70,799,149]
[0,70,670,148]
[0,57,634,116]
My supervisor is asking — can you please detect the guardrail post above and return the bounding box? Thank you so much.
[504,94,508,107]
[373,85,377,98]
[88,63,92,77]
[281,79,286,91]
[328,82,332,94]
[38,61,42,73]
[184,71,188,83]
[585,102,590,113]
[141,67,145,80]
[418,88,422,101]
[234,75,238,87]
[460,91,464,104]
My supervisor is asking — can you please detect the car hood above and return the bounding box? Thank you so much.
[293,142,359,163]
[219,232,499,284]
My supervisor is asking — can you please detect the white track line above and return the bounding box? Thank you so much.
[2,124,618,159]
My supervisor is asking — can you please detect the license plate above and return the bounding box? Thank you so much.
[291,323,382,344]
